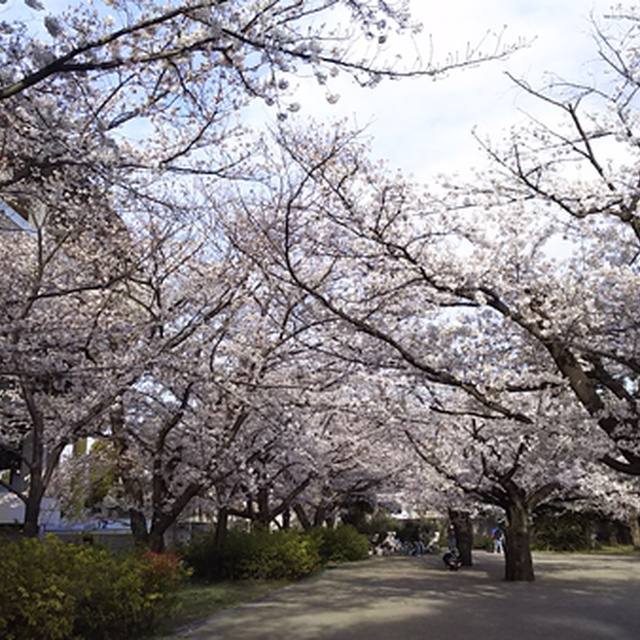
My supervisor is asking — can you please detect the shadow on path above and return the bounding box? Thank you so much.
[172,552,640,640]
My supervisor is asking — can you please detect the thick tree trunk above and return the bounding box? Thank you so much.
[449,509,473,566]
[504,498,535,581]
[129,508,149,546]
[23,479,44,538]
[214,507,229,551]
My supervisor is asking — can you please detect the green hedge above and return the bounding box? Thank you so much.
[223,529,320,580]
[309,525,370,564]
[0,535,187,640]
[184,525,370,582]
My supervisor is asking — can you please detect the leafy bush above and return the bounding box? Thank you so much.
[219,529,321,581]
[309,525,370,563]
[474,534,494,551]
[183,525,370,582]
[180,531,224,582]
[0,535,186,640]
[0,536,75,640]
[532,509,596,552]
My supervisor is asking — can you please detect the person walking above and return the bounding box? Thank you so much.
[491,527,504,553]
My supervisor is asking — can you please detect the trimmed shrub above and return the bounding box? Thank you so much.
[183,525,371,583]
[309,525,370,563]
[0,535,186,640]
[220,529,321,581]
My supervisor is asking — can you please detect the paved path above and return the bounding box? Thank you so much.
[173,551,640,639]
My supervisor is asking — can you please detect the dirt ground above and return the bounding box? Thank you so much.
[169,551,640,640]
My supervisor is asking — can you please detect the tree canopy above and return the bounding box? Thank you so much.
[1,0,639,581]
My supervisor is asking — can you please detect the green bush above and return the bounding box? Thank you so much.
[532,509,597,552]
[180,531,224,582]
[220,529,321,581]
[0,535,186,640]
[309,525,370,563]
[183,525,370,582]
[0,537,75,640]
[474,534,494,551]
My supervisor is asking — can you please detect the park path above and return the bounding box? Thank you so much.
[171,551,640,640]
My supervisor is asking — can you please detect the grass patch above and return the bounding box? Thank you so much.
[157,579,290,636]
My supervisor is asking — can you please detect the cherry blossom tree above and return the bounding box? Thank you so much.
[258,12,640,567]
[400,384,631,579]
[0,0,524,540]
[0,194,150,536]
[460,9,640,476]
[0,0,521,193]
[231,107,640,579]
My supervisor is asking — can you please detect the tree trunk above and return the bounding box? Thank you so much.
[604,520,619,546]
[207,507,229,579]
[293,503,312,530]
[20,395,43,538]
[256,486,270,530]
[23,477,44,538]
[129,508,149,547]
[313,505,326,528]
[504,497,535,581]
[147,481,203,551]
[148,527,166,553]
[629,511,640,550]
[449,509,473,566]
[214,507,229,551]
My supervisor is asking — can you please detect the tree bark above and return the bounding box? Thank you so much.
[20,388,43,538]
[22,476,44,538]
[129,508,149,547]
[629,511,640,550]
[214,507,229,552]
[504,497,535,581]
[448,509,473,566]
[147,481,202,552]
[282,508,291,530]
[313,504,326,528]
[293,503,312,530]
[256,486,270,530]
